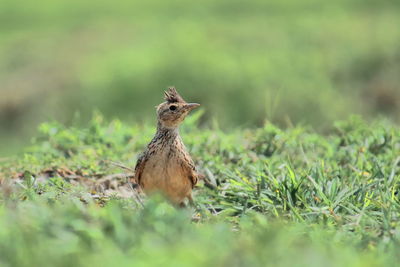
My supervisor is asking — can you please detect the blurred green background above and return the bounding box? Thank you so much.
[1,0,399,155]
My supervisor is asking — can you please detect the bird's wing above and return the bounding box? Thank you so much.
[134,152,148,185]
[181,155,198,188]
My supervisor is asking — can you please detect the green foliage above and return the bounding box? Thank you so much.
[0,114,399,266]
[1,0,400,155]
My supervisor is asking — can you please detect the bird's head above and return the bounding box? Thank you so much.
[156,87,200,129]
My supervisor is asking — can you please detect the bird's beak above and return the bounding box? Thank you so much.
[184,103,201,112]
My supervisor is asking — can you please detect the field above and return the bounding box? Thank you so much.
[1,0,400,154]
[1,0,400,265]
[1,113,399,266]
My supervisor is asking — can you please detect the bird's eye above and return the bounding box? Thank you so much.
[169,105,177,111]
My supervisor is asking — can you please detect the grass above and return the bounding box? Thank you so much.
[0,113,399,266]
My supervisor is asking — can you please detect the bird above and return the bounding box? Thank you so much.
[133,87,201,206]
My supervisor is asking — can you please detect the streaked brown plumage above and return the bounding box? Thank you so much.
[134,87,200,205]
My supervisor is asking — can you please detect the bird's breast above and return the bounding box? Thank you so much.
[139,144,192,203]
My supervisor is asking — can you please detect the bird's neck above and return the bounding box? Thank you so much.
[156,122,180,140]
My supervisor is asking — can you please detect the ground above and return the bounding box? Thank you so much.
[0,113,399,266]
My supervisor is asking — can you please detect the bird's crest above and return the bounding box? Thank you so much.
[164,87,185,103]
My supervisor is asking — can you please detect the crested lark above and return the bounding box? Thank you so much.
[134,87,200,205]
